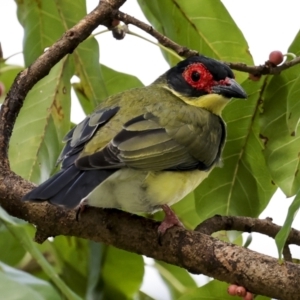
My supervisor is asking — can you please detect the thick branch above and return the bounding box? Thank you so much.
[0,183,299,300]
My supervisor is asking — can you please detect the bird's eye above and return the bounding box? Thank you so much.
[191,71,200,82]
[182,62,214,92]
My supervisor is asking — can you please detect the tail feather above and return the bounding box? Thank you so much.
[22,165,115,208]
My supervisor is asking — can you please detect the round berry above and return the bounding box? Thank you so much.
[244,292,254,300]
[269,51,284,65]
[236,286,247,297]
[227,284,238,296]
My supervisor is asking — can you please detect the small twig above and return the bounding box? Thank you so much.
[113,10,300,76]
[195,215,300,262]
[195,215,300,246]
[226,57,300,75]
[113,10,198,57]
[128,30,182,61]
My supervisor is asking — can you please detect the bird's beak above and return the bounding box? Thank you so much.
[212,78,247,99]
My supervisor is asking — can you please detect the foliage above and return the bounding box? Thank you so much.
[0,0,299,299]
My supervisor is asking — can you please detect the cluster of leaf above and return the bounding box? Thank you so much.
[0,0,299,299]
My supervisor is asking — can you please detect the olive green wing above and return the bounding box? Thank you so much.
[76,108,225,171]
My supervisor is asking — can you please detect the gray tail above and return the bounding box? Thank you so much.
[22,165,115,208]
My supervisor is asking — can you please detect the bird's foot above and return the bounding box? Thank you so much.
[75,199,88,221]
[158,204,184,236]
[228,284,253,300]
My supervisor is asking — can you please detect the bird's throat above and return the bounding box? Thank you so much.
[181,94,229,115]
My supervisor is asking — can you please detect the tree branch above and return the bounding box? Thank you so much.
[196,215,300,246]
[196,215,299,262]
[0,189,299,300]
[113,10,300,76]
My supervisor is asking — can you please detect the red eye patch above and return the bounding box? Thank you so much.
[182,63,214,93]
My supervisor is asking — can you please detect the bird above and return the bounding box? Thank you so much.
[22,55,247,234]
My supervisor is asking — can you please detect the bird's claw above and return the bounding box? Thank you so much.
[157,204,184,244]
[75,199,88,221]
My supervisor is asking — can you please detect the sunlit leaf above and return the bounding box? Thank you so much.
[261,72,300,196]
[0,62,23,103]
[275,192,300,260]
[15,0,65,66]
[137,0,253,82]
[73,64,144,115]
[286,30,300,134]
[194,79,276,220]
[9,56,72,183]
[55,0,108,112]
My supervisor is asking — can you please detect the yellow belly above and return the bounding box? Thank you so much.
[84,168,212,213]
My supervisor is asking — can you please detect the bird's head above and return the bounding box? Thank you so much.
[164,55,247,115]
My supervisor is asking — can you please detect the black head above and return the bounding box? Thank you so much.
[166,55,247,99]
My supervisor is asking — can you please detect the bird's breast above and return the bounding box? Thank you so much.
[84,168,213,213]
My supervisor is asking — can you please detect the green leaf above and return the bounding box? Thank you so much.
[275,191,300,260]
[287,73,300,134]
[73,64,144,115]
[172,192,201,230]
[0,206,80,300]
[85,242,106,300]
[137,0,253,81]
[0,261,61,300]
[138,291,156,300]
[54,0,109,112]
[261,72,300,196]
[155,261,197,299]
[194,79,276,220]
[101,64,144,95]
[15,0,65,66]
[9,56,72,183]
[0,62,23,103]
[177,279,234,300]
[102,246,144,300]
[0,224,26,266]
[52,236,89,278]
[286,30,300,134]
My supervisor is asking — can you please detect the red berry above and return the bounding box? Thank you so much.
[227,284,238,296]
[268,51,284,65]
[0,82,5,97]
[244,292,254,300]
[236,286,247,297]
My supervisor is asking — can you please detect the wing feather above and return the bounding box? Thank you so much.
[76,108,225,171]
